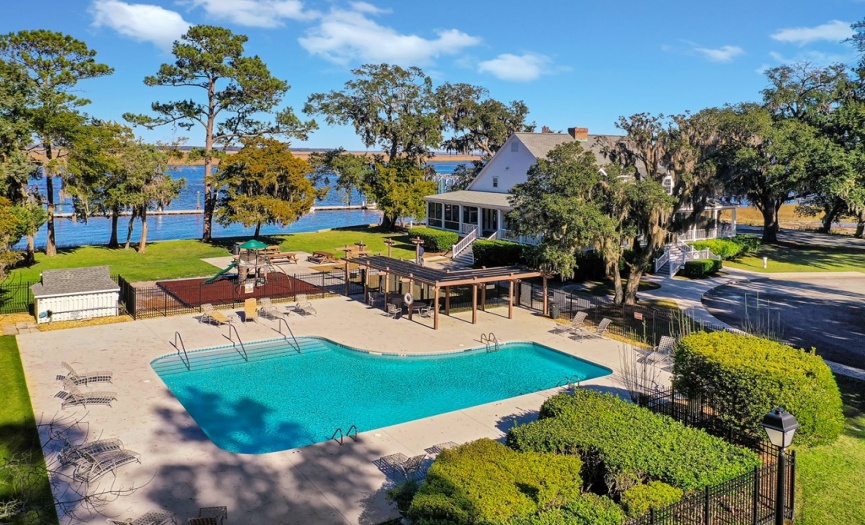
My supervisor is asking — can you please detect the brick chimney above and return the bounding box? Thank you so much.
[567,127,589,141]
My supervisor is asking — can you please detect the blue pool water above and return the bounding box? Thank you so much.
[151,337,611,453]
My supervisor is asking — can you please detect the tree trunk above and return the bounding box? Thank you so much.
[45,174,57,256]
[137,209,148,254]
[202,84,216,242]
[124,210,136,249]
[254,221,261,238]
[623,265,643,305]
[856,210,865,238]
[108,210,119,248]
[25,235,35,264]
[381,214,396,230]
[817,201,843,234]
[612,262,624,304]
[759,202,781,243]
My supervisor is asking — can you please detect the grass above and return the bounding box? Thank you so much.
[796,374,865,525]
[0,336,57,524]
[725,241,865,274]
[9,226,419,283]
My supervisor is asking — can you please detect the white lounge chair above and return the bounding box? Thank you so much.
[551,312,588,336]
[58,438,124,466]
[55,386,117,409]
[258,298,281,319]
[107,511,176,525]
[573,317,612,340]
[293,294,317,316]
[377,453,428,479]
[57,361,112,386]
[640,336,677,366]
[73,449,140,483]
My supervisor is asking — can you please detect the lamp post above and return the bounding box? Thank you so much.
[762,407,799,525]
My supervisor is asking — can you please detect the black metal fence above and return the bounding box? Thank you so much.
[628,385,796,525]
[0,275,38,314]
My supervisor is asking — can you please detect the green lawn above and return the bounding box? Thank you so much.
[0,336,57,524]
[725,242,865,274]
[796,374,865,525]
[10,227,419,283]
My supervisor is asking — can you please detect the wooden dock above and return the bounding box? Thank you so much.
[53,203,377,218]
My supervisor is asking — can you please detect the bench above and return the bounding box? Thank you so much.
[308,251,335,263]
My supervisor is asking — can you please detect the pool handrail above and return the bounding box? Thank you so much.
[173,331,191,370]
[276,317,301,354]
[480,332,499,352]
[226,323,249,362]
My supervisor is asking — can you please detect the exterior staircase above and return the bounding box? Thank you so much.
[451,227,477,267]
[655,243,686,277]
[452,248,474,267]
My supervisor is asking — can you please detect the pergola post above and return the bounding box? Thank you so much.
[344,260,350,296]
[433,286,440,330]
[480,283,486,312]
[407,275,414,320]
[508,280,514,319]
[363,264,369,300]
[445,287,451,315]
[383,268,390,310]
[472,283,478,324]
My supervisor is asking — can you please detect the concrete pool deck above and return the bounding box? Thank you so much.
[17,297,662,524]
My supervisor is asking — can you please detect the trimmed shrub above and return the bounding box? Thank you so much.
[679,259,722,278]
[673,331,844,446]
[408,439,584,525]
[509,494,625,525]
[472,239,525,267]
[507,390,759,492]
[385,479,419,517]
[731,234,760,255]
[688,239,741,260]
[410,227,459,252]
[620,481,683,518]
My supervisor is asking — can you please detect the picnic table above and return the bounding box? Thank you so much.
[268,252,298,264]
[308,251,336,264]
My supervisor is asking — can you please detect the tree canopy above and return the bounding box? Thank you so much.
[125,25,315,241]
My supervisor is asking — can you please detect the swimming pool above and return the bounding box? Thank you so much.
[151,337,611,453]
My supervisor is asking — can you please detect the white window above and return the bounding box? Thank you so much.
[662,175,674,195]
[492,176,499,188]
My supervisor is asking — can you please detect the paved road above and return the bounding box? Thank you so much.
[737,225,865,249]
[702,275,865,369]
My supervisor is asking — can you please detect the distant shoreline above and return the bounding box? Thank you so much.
[168,150,481,165]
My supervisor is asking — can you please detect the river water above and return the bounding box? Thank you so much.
[17,161,463,249]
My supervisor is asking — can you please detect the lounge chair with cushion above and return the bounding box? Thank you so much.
[200,304,230,325]
[244,298,257,322]
[258,298,281,319]
[56,386,117,409]
[107,510,177,525]
[73,449,140,483]
[551,312,588,336]
[57,361,113,386]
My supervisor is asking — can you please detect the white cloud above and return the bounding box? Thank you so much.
[91,0,190,51]
[693,44,745,63]
[771,20,852,46]
[768,49,853,66]
[477,53,552,82]
[184,0,318,28]
[299,5,480,66]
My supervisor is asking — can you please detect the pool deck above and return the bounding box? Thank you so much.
[17,297,668,524]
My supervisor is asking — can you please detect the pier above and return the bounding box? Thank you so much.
[52,203,377,218]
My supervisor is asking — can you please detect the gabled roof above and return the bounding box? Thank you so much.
[513,132,626,166]
[31,266,119,298]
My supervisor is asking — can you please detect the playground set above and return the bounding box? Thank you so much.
[205,239,297,290]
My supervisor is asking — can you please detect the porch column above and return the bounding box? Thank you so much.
[471,283,478,324]
[712,208,718,238]
[497,209,503,237]
[458,205,463,233]
[508,279,514,319]
[433,286,440,330]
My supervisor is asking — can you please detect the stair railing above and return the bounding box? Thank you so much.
[452,227,477,258]
[172,331,190,370]
[226,323,249,362]
[277,317,301,354]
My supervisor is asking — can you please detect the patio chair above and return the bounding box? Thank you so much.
[258,297,281,319]
[417,303,433,318]
[57,362,113,386]
[244,298,257,322]
[640,335,677,366]
[107,510,177,525]
[58,438,124,466]
[550,312,588,336]
[188,506,227,525]
[293,294,317,316]
[572,317,612,340]
[200,304,230,325]
[73,448,140,483]
[385,303,400,319]
[377,453,428,479]
[56,386,117,409]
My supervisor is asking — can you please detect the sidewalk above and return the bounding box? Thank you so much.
[639,269,865,381]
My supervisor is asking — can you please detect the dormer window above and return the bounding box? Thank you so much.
[510,142,519,152]
[492,176,499,188]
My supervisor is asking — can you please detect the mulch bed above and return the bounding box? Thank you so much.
[157,273,325,308]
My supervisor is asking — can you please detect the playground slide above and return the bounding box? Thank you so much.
[205,260,238,284]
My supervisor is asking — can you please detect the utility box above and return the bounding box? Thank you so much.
[31,266,119,324]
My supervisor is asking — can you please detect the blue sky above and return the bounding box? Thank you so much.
[2,0,862,150]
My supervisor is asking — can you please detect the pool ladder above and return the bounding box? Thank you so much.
[276,317,301,354]
[226,323,249,362]
[172,331,191,370]
[481,332,499,352]
[555,374,584,391]
[331,424,359,446]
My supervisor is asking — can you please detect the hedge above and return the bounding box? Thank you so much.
[472,240,525,267]
[620,481,683,518]
[679,259,722,278]
[410,227,459,252]
[508,494,625,525]
[673,331,844,447]
[688,239,741,260]
[731,234,760,254]
[507,390,759,492]
[409,439,584,524]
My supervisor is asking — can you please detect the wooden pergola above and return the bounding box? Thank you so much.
[346,255,547,330]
